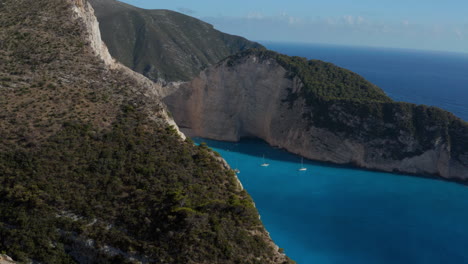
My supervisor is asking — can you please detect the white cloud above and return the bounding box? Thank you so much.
[454,28,463,39]
[343,15,355,25]
[177,7,195,15]
[357,16,365,24]
[432,25,444,35]
[244,11,304,26]
[325,18,336,25]
[246,12,264,20]
[288,16,303,25]
[202,14,468,53]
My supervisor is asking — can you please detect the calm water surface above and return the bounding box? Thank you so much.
[195,138,468,264]
[194,44,468,263]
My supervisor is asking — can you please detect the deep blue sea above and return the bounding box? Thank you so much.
[195,44,468,264]
[263,42,468,121]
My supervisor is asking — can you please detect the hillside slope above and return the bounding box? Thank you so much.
[89,0,264,82]
[164,49,468,180]
[0,1,291,263]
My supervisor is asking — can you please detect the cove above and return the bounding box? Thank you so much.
[194,137,468,264]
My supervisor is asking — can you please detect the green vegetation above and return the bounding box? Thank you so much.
[0,111,277,263]
[92,0,467,166]
[90,0,263,82]
[0,0,291,263]
[225,49,468,162]
[225,49,391,103]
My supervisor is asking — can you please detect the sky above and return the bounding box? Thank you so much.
[118,0,468,54]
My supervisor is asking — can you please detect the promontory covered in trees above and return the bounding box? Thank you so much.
[0,0,292,263]
[92,0,468,180]
[1,0,467,262]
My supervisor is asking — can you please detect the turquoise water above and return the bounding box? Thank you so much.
[191,44,468,263]
[194,138,468,264]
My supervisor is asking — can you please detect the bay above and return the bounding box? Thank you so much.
[193,43,468,263]
[195,138,468,264]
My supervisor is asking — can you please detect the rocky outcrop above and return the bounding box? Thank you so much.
[72,0,161,95]
[164,52,468,180]
[72,0,114,67]
[71,0,186,139]
[0,255,15,264]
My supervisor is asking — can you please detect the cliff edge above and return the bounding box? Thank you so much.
[0,1,290,263]
[164,49,468,180]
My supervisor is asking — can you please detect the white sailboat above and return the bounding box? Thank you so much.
[260,155,270,167]
[298,157,307,171]
[234,160,240,174]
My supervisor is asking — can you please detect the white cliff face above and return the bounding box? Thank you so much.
[71,0,186,140]
[164,55,468,180]
[71,0,159,98]
[71,0,114,67]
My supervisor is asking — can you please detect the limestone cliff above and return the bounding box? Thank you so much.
[164,50,468,180]
[72,0,164,98]
[71,0,185,139]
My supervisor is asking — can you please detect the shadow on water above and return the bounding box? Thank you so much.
[194,136,321,164]
[193,137,468,186]
[193,136,394,173]
[195,136,468,264]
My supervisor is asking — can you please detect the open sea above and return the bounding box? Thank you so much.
[263,42,468,121]
[194,43,468,264]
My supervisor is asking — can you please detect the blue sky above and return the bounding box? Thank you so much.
[119,0,468,53]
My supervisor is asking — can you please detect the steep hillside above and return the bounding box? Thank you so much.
[164,49,468,180]
[89,0,264,82]
[0,1,291,263]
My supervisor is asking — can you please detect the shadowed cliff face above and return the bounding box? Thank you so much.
[164,52,468,180]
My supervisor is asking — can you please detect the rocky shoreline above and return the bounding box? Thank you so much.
[164,52,468,180]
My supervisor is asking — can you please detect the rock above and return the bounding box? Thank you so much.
[0,254,16,264]
[164,52,468,180]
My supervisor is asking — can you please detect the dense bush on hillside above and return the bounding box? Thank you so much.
[0,109,276,263]
[0,0,291,263]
